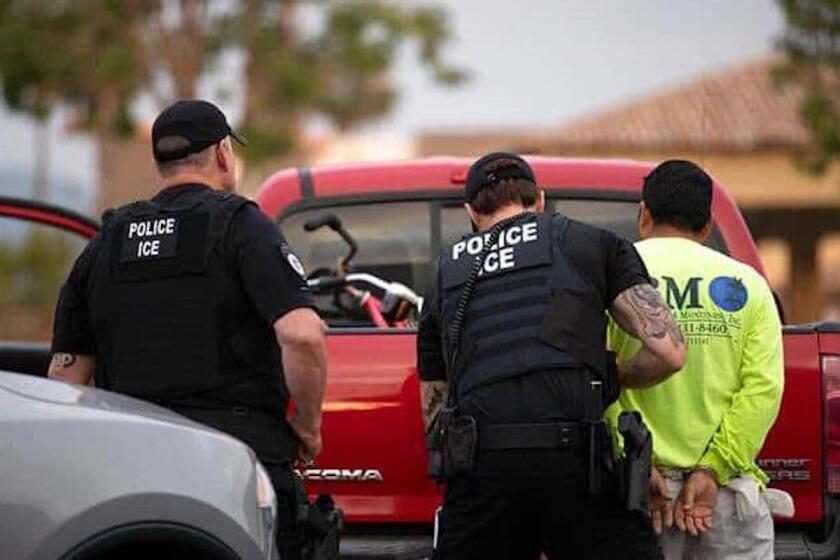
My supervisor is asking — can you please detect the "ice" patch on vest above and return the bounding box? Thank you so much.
[121,216,179,262]
[441,216,552,289]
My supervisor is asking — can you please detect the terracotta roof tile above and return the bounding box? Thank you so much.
[539,58,811,153]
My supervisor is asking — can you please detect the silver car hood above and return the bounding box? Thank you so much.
[0,371,221,434]
[0,371,271,560]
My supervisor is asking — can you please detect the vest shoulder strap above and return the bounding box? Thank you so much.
[209,192,255,248]
[100,208,116,227]
[218,192,255,213]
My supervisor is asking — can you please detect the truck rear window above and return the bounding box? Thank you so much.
[279,196,727,326]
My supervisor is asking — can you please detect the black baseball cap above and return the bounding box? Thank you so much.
[152,100,246,162]
[464,152,536,202]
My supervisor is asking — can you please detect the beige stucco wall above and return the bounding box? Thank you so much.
[418,133,840,210]
[94,136,299,208]
[96,137,158,213]
[608,151,840,209]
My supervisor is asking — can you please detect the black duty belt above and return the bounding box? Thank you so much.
[172,405,284,426]
[479,422,587,451]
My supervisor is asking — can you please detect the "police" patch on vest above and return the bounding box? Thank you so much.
[120,216,179,262]
[441,215,552,289]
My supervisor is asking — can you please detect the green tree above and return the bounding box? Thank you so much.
[776,0,840,173]
[238,0,465,159]
[0,227,80,340]
[0,0,79,200]
[0,0,159,199]
[0,0,465,177]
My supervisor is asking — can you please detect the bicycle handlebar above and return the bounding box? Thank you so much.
[303,214,342,232]
[302,213,358,272]
[307,273,420,306]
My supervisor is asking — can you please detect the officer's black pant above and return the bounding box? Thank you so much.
[435,449,662,560]
[263,460,304,560]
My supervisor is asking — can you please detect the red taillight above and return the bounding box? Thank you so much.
[823,355,840,492]
[825,356,840,392]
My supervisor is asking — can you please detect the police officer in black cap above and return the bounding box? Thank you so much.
[48,100,328,558]
[418,153,687,559]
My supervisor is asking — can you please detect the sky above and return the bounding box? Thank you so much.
[0,0,784,209]
[380,0,784,132]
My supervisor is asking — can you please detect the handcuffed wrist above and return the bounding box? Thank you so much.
[697,446,735,486]
[690,465,721,486]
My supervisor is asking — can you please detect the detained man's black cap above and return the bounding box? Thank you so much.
[152,100,246,162]
[464,152,536,202]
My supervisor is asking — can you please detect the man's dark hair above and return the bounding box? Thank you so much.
[470,158,538,215]
[642,159,713,232]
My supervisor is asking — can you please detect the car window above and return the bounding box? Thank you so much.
[0,217,87,341]
[281,195,728,326]
[281,202,433,326]
[442,198,728,254]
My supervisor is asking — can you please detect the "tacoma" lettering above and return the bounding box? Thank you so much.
[298,468,384,482]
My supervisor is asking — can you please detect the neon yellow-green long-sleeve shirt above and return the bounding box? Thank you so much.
[607,237,784,486]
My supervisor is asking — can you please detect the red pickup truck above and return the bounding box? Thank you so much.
[0,156,838,559]
[255,157,840,559]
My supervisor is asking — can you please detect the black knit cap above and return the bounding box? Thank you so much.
[464,152,536,202]
[152,99,246,162]
[642,159,713,232]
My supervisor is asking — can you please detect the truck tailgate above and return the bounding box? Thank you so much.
[759,330,824,523]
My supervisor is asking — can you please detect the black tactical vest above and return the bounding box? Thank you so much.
[439,213,610,403]
[88,185,293,460]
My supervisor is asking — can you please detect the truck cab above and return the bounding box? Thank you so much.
[257,157,840,559]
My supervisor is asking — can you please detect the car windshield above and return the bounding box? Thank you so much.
[279,195,727,327]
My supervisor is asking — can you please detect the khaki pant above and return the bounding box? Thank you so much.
[660,477,774,560]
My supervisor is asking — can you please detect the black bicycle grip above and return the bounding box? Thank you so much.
[304,213,341,232]
[309,275,346,292]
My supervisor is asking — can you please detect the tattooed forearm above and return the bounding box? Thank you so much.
[611,283,687,388]
[618,354,669,389]
[52,353,77,368]
[47,352,96,385]
[420,380,449,433]
[615,284,684,348]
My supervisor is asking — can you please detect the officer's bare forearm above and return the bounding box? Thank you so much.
[275,309,327,430]
[619,349,680,388]
[284,342,327,428]
[420,379,449,433]
[610,284,686,387]
[47,353,96,385]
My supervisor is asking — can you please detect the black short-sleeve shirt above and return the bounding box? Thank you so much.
[51,185,315,356]
[228,202,316,325]
[51,235,102,355]
[416,216,649,382]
